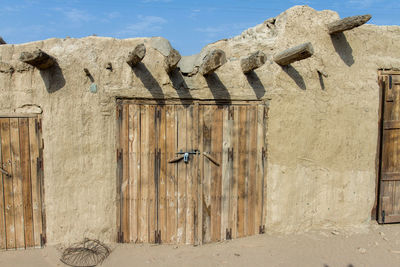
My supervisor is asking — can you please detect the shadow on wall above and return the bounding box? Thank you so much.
[282,65,306,90]
[131,62,165,104]
[39,62,66,93]
[245,71,266,99]
[205,73,231,105]
[168,69,193,106]
[330,32,355,67]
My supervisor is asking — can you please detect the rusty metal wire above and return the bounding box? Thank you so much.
[60,239,111,267]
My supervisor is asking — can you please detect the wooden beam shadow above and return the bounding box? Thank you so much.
[282,65,306,90]
[245,71,266,99]
[204,73,231,105]
[168,69,193,106]
[39,62,66,93]
[131,63,165,105]
[330,32,354,67]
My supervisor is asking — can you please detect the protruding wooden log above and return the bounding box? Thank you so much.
[165,48,181,73]
[19,49,55,70]
[0,37,6,45]
[126,43,146,67]
[241,51,266,73]
[327,14,371,34]
[199,49,227,76]
[274,42,314,66]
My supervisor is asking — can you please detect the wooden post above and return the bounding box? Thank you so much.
[327,14,371,34]
[241,51,266,74]
[165,48,181,73]
[19,50,56,70]
[199,49,227,76]
[273,42,314,66]
[0,37,6,45]
[126,43,146,67]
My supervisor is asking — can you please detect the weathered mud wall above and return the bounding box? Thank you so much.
[1,5,400,244]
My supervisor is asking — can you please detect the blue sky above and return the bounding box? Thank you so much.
[0,0,399,55]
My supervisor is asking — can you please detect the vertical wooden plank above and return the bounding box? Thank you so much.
[128,104,140,242]
[247,106,257,236]
[197,105,204,245]
[210,106,222,242]
[229,106,239,239]
[121,105,130,243]
[202,105,212,243]
[185,105,195,244]
[148,105,157,243]
[158,106,167,243]
[165,105,177,243]
[221,106,232,240]
[19,118,34,248]
[139,105,149,243]
[28,118,42,248]
[0,119,6,250]
[192,103,199,245]
[1,118,15,249]
[237,106,247,238]
[257,105,267,230]
[10,118,24,249]
[176,105,187,244]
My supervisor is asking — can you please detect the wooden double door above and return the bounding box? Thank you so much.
[117,100,267,244]
[0,115,45,250]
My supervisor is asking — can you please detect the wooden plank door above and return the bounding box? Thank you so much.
[0,116,45,250]
[118,101,267,244]
[379,73,400,223]
[118,103,199,244]
[199,103,267,243]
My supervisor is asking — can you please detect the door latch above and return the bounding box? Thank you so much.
[176,150,199,163]
[0,167,11,177]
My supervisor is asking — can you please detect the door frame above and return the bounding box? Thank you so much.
[115,98,268,244]
[374,70,400,222]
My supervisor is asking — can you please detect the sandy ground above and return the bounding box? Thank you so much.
[1,223,400,267]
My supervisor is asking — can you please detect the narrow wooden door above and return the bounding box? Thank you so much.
[118,103,198,244]
[379,73,400,223]
[118,100,267,244]
[199,104,267,243]
[0,115,45,250]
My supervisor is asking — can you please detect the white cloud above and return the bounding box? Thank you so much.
[117,15,167,37]
[347,0,383,8]
[196,23,252,38]
[64,8,94,23]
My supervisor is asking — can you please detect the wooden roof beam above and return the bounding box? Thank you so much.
[327,14,371,35]
[274,42,314,66]
[241,51,267,73]
[165,48,181,73]
[19,49,56,70]
[126,43,146,67]
[199,49,227,76]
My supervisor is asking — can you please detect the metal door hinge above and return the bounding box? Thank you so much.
[228,148,233,162]
[228,108,234,120]
[117,232,124,243]
[155,230,161,244]
[259,225,265,234]
[117,149,123,161]
[117,106,123,121]
[35,120,42,133]
[40,233,46,247]
[37,157,43,171]
[382,210,385,223]
[226,228,232,240]
[389,75,393,89]
[262,147,266,159]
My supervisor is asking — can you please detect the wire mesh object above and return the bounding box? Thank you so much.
[60,239,111,267]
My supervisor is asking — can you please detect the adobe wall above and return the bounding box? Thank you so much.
[1,5,400,244]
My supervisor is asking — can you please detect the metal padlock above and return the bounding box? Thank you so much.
[183,152,189,163]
